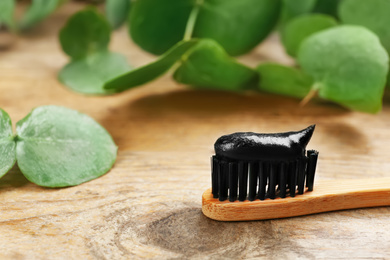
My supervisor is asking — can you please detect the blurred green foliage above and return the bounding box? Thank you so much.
[4,0,390,113]
[281,14,337,57]
[59,8,131,95]
[298,26,388,113]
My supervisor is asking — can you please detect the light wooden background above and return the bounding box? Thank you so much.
[1,3,390,259]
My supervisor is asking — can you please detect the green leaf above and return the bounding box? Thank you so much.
[281,14,337,57]
[59,8,111,60]
[313,0,340,18]
[19,0,64,30]
[104,39,199,92]
[59,8,130,95]
[15,106,117,188]
[280,0,340,25]
[129,0,193,55]
[283,0,316,15]
[129,0,281,56]
[280,0,316,23]
[173,39,258,91]
[59,51,131,95]
[339,0,390,53]
[192,0,281,56]
[298,25,389,113]
[0,108,16,179]
[106,0,131,29]
[257,63,313,98]
[0,0,15,29]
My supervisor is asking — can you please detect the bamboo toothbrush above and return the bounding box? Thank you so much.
[202,125,390,221]
[202,178,390,221]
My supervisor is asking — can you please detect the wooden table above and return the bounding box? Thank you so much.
[1,3,390,259]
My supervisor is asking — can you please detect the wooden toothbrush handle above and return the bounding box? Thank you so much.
[202,177,390,221]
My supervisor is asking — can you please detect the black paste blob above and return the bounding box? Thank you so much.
[214,125,315,161]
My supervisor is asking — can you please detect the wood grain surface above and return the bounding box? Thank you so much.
[1,3,390,259]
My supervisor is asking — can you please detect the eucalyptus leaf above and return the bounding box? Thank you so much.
[173,39,258,91]
[339,0,390,53]
[313,0,340,18]
[192,0,281,56]
[283,0,316,15]
[129,0,192,55]
[298,26,389,113]
[0,109,16,179]
[59,8,111,60]
[0,0,15,29]
[281,14,337,57]
[280,0,316,23]
[16,106,117,187]
[59,51,131,95]
[106,0,131,29]
[129,0,281,56]
[59,8,131,95]
[280,0,340,25]
[257,63,312,98]
[19,0,64,30]
[104,39,199,92]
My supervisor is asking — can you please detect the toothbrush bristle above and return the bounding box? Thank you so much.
[268,163,276,199]
[279,162,287,198]
[248,162,257,201]
[238,162,248,201]
[211,150,318,201]
[228,162,238,202]
[306,150,319,191]
[218,162,228,201]
[289,160,297,198]
[258,162,266,200]
[298,159,306,195]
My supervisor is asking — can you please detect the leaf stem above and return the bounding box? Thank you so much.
[168,60,183,75]
[12,135,19,142]
[300,83,320,107]
[183,0,203,40]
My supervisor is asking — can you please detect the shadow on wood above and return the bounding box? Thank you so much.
[0,164,30,190]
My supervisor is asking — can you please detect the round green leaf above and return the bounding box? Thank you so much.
[257,63,313,98]
[59,8,111,60]
[339,0,390,53]
[59,51,131,95]
[280,0,316,24]
[129,0,193,55]
[0,0,15,30]
[283,0,316,16]
[19,0,63,31]
[280,0,340,25]
[0,108,16,179]
[281,14,337,57]
[106,0,131,29]
[192,0,281,56]
[312,0,340,18]
[173,39,258,91]
[16,106,117,187]
[129,0,281,56]
[298,25,389,113]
